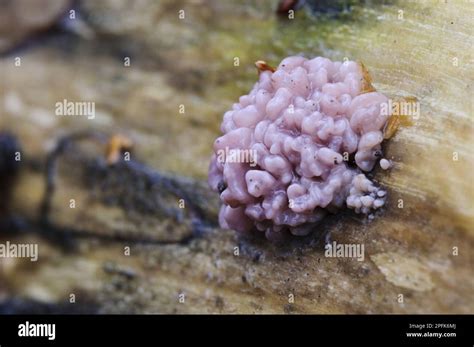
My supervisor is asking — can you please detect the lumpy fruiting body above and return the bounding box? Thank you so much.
[208,56,389,240]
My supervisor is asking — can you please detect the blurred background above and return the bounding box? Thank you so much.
[0,0,472,314]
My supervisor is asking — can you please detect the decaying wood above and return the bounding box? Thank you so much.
[0,0,473,313]
[38,132,219,244]
[0,133,471,314]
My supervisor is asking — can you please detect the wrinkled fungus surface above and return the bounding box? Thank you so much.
[208,56,389,240]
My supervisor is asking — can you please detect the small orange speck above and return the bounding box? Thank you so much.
[358,61,376,94]
[255,60,276,74]
[383,97,416,139]
[106,134,133,165]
